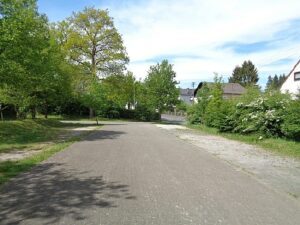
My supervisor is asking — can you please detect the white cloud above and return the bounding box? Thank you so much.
[103,0,300,86]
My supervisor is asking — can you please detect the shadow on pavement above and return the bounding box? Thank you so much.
[0,163,136,225]
[85,130,126,141]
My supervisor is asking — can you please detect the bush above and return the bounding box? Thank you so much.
[107,110,120,119]
[187,76,236,128]
[281,100,300,140]
[104,107,160,122]
[221,90,290,138]
[187,104,202,124]
[134,105,160,121]
[184,79,299,140]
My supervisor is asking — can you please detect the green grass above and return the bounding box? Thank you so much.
[0,118,101,185]
[187,124,300,159]
[0,138,77,185]
[0,119,96,152]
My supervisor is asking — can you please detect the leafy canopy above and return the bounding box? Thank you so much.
[144,60,179,113]
[57,7,129,78]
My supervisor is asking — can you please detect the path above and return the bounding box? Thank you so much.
[0,121,300,225]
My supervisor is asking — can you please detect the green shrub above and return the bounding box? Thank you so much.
[218,99,237,132]
[281,100,300,140]
[224,91,290,137]
[187,76,236,127]
[134,106,160,121]
[107,110,120,119]
[187,103,203,124]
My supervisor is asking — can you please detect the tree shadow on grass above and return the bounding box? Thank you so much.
[0,163,136,225]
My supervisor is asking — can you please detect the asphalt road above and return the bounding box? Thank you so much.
[1,122,300,225]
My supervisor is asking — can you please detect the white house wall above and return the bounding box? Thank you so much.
[281,62,300,96]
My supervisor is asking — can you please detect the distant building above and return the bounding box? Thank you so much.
[280,60,300,97]
[179,88,195,105]
[194,82,246,99]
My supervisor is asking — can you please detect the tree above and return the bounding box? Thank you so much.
[0,0,52,118]
[102,72,136,110]
[55,7,129,117]
[0,0,74,119]
[81,81,107,124]
[266,75,273,89]
[144,60,179,114]
[203,75,224,127]
[57,7,129,77]
[228,60,259,86]
[266,74,286,91]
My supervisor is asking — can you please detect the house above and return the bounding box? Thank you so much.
[280,60,300,97]
[194,82,246,99]
[179,88,195,105]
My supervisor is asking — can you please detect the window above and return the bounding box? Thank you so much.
[295,72,300,81]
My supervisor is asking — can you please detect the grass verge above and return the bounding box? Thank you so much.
[187,124,300,159]
[0,119,97,153]
[0,138,77,185]
[0,119,101,185]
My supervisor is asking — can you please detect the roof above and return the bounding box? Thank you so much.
[285,59,300,80]
[179,88,195,96]
[194,82,246,96]
[222,83,246,94]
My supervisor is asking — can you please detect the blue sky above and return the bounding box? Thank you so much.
[38,0,300,88]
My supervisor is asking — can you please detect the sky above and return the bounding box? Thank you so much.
[38,0,300,88]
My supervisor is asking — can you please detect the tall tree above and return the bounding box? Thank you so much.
[228,60,259,86]
[58,7,129,78]
[55,7,129,117]
[266,74,286,91]
[0,0,57,118]
[144,60,179,114]
[0,0,73,119]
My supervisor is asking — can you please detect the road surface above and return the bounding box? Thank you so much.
[0,122,300,225]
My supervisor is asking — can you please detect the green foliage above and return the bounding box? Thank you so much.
[176,100,188,112]
[0,0,72,119]
[144,60,179,113]
[188,74,299,140]
[193,82,211,123]
[102,72,136,109]
[229,91,289,137]
[203,76,224,127]
[81,81,108,117]
[281,100,300,140]
[188,75,230,127]
[57,7,128,77]
[266,74,286,91]
[228,60,259,86]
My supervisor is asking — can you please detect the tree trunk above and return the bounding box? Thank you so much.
[31,107,36,119]
[44,103,48,119]
[89,107,94,118]
[0,110,3,121]
[15,106,19,119]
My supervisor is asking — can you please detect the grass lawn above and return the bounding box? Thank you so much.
[0,119,97,153]
[0,139,77,185]
[0,119,100,185]
[187,124,300,159]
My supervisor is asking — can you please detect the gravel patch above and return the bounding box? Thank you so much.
[156,124,300,200]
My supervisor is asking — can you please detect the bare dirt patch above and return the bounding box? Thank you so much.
[156,124,300,200]
[0,126,99,162]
